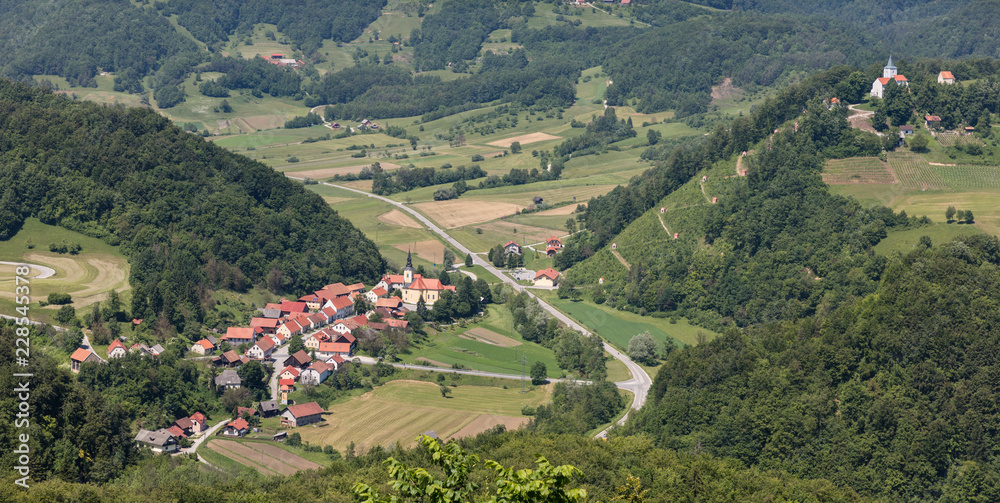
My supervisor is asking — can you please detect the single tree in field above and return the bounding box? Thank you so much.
[530,361,547,385]
[628,331,658,365]
[908,134,929,152]
[464,253,473,267]
[946,206,957,222]
[965,210,975,224]
[510,141,522,153]
[646,128,659,145]
[439,385,452,398]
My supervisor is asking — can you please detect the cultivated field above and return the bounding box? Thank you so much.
[412,200,524,228]
[934,132,983,148]
[888,152,950,190]
[934,165,1000,189]
[206,439,323,476]
[487,132,561,148]
[296,380,547,453]
[535,204,583,216]
[392,239,445,263]
[378,209,422,228]
[461,327,521,347]
[822,157,896,185]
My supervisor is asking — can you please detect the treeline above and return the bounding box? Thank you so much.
[163,0,385,54]
[370,162,486,196]
[5,427,876,501]
[553,107,636,157]
[622,234,1000,500]
[0,79,384,333]
[312,53,578,120]
[0,0,201,86]
[530,381,625,435]
[201,56,303,97]
[285,113,324,129]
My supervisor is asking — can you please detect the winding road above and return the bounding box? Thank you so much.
[287,176,653,437]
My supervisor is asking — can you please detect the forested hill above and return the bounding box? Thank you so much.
[0,79,384,331]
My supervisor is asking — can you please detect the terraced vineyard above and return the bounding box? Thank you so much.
[822,157,896,184]
[934,165,1000,188]
[935,132,983,148]
[888,152,950,190]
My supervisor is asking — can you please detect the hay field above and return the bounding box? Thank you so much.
[392,239,445,262]
[461,327,521,347]
[296,381,548,453]
[207,440,322,476]
[378,209,422,228]
[535,204,584,216]
[412,200,524,228]
[487,132,561,148]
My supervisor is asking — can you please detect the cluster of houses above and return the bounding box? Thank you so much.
[266,53,304,69]
[133,411,209,454]
[502,236,563,259]
[70,340,167,373]
[869,56,956,99]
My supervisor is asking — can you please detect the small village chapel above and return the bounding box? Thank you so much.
[870,55,908,99]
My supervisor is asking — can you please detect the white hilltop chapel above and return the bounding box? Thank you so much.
[870,55,909,99]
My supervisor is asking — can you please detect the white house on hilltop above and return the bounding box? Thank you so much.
[870,55,908,99]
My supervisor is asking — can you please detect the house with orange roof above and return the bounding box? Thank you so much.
[250,317,280,334]
[385,319,409,330]
[317,338,354,359]
[223,418,250,437]
[223,327,255,346]
[280,402,325,427]
[107,339,127,359]
[70,348,101,373]
[190,338,215,356]
[323,296,355,319]
[276,319,304,339]
[278,365,301,381]
[503,240,522,256]
[304,330,331,350]
[189,412,208,432]
[321,282,352,297]
[938,71,955,85]
[245,336,275,360]
[365,286,388,304]
[870,56,908,98]
[384,251,455,305]
[533,268,561,287]
[300,361,334,385]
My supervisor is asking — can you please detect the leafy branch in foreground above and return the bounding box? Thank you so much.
[353,435,586,503]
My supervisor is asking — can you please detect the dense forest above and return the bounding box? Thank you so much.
[0,79,384,333]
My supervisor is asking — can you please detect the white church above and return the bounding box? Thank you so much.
[870,55,909,99]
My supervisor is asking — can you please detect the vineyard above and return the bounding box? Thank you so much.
[822,157,896,185]
[934,165,1000,188]
[935,132,984,148]
[888,152,951,190]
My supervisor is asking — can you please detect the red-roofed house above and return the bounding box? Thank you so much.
[298,294,325,311]
[938,71,955,85]
[925,115,942,129]
[276,319,304,339]
[71,348,100,373]
[376,297,403,310]
[385,319,409,330]
[245,337,275,360]
[107,339,127,359]
[281,402,325,427]
[279,365,301,381]
[321,283,352,298]
[190,339,215,355]
[325,354,346,370]
[533,268,561,287]
[223,418,250,437]
[365,286,388,304]
[267,331,287,347]
[300,361,334,385]
[324,296,355,319]
[279,301,309,316]
[250,317,280,334]
[503,241,522,256]
[166,425,187,439]
[224,327,255,346]
[870,56,908,98]
[317,338,354,359]
[546,237,562,249]
[190,412,208,432]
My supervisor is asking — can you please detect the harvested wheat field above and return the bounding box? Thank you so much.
[473,221,556,244]
[289,162,400,180]
[413,200,523,228]
[0,252,131,309]
[487,132,561,148]
[378,209,422,228]
[208,440,321,476]
[296,381,548,454]
[535,203,584,216]
[243,115,286,130]
[461,327,521,347]
[416,357,452,367]
[447,414,529,441]
[393,240,445,262]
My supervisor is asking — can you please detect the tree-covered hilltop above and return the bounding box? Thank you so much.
[0,79,384,332]
[620,234,1000,500]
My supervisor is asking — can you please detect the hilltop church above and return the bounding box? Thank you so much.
[870,55,909,99]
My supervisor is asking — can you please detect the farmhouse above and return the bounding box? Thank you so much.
[925,115,942,129]
[70,348,101,373]
[258,400,281,418]
[938,71,955,84]
[215,369,242,389]
[385,319,409,330]
[250,317,280,334]
[870,56,908,99]
[223,418,250,437]
[245,337,275,360]
[284,350,312,369]
[534,268,561,287]
[212,350,242,367]
[191,339,215,355]
[278,365,301,381]
[134,429,179,453]
[173,417,195,436]
[503,241,522,256]
[316,334,355,359]
[365,286,388,304]
[107,339,127,359]
[223,327,255,346]
[300,361,334,385]
[281,402,325,427]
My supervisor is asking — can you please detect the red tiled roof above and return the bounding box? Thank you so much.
[255,337,275,351]
[71,348,94,362]
[319,341,352,353]
[281,365,301,377]
[346,283,366,293]
[546,246,559,253]
[504,241,518,247]
[327,354,345,364]
[250,317,280,329]
[370,287,387,297]
[547,237,562,244]
[196,339,214,350]
[108,339,126,352]
[386,319,409,329]
[308,361,333,373]
[321,283,351,297]
[227,418,249,430]
[167,425,187,438]
[351,314,368,326]
[894,75,908,82]
[877,77,891,85]
[535,268,560,280]
[264,303,282,311]
[286,350,312,366]
[408,275,448,291]
[285,401,325,418]
[131,318,143,325]
[376,297,402,308]
[190,412,207,423]
[940,71,955,80]
[225,327,254,340]
[382,274,406,285]
[925,115,942,121]
[330,296,353,310]
[279,378,296,386]
[279,301,309,313]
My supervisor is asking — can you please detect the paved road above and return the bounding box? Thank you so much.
[291,177,653,437]
[184,417,229,469]
[353,355,591,384]
[0,261,56,279]
[269,342,290,401]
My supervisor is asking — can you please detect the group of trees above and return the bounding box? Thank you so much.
[371,162,486,196]
[0,79,384,334]
[202,56,303,98]
[946,206,975,224]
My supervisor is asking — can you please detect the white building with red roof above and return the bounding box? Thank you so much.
[107,339,127,359]
[938,71,955,85]
[870,56,908,99]
[281,402,325,427]
[223,418,250,437]
[70,348,101,373]
[245,336,275,360]
[190,339,215,355]
[223,327,255,346]
[533,268,561,288]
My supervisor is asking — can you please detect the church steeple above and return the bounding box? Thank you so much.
[883,55,897,79]
[403,249,414,284]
